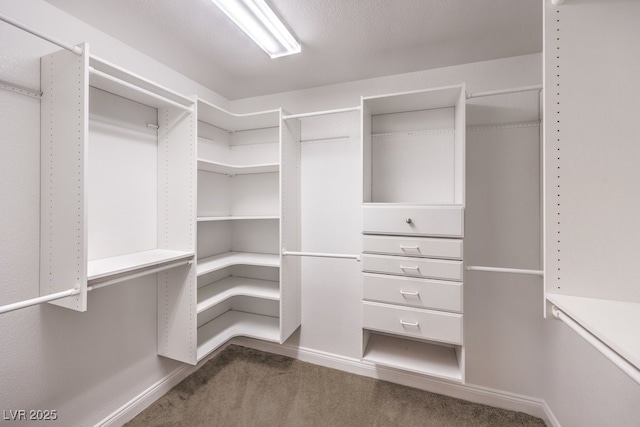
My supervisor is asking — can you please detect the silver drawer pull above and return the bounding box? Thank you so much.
[400,290,419,296]
[400,320,419,327]
[400,265,420,271]
[405,218,412,224]
[399,245,419,251]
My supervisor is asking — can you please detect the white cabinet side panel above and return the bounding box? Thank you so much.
[157,105,197,363]
[280,115,301,342]
[40,45,88,311]
[544,1,640,302]
[157,263,196,364]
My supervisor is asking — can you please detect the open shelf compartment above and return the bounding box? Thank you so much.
[197,311,280,361]
[363,332,463,383]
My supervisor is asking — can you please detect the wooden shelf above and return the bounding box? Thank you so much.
[197,252,280,277]
[197,159,279,175]
[197,277,279,314]
[87,249,194,282]
[363,333,463,383]
[548,294,640,370]
[197,310,280,361]
[197,215,279,222]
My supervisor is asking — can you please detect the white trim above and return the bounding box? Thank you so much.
[94,344,230,427]
[543,400,562,427]
[231,338,550,423]
[96,338,553,426]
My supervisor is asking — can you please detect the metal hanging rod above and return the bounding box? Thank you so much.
[0,287,80,316]
[0,79,42,99]
[466,265,544,277]
[551,306,640,385]
[466,85,543,100]
[0,13,83,56]
[282,106,361,120]
[88,259,193,291]
[89,67,193,113]
[282,249,361,261]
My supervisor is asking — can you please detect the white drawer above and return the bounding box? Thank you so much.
[363,273,462,312]
[363,205,463,237]
[362,254,463,281]
[363,235,462,259]
[362,301,462,345]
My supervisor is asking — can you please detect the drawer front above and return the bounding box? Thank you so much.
[363,235,462,259]
[362,254,463,281]
[363,273,462,312]
[363,205,463,237]
[362,301,462,345]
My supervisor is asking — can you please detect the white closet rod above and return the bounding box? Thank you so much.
[282,106,361,120]
[0,13,83,56]
[0,259,194,315]
[87,259,193,291]
[466,265,544,277]
[466,85,543,99]
[551,306,640,385]
[0,287,80,315]
[282,249,361,261]
[88,67,193,113]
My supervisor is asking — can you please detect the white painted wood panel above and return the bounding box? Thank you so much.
[362,273,462,312]
[363,205,464,237]
[363,235,462,259]
[362,301,463,345]
[39,44,89,311]
[362,254,463,281]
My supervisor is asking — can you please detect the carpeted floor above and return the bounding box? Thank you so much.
[126,345,546,427]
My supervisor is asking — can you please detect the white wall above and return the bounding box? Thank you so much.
[0,1,224,426]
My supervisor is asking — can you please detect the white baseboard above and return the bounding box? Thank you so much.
[232,337,552,425]
[94,344,230,427]
[96,339,556,427]
[542,400,561,427]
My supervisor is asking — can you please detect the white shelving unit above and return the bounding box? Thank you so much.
[360,85,467,382]
[194,99,301,362]
[544,1,640,379]
[40,44,197,364]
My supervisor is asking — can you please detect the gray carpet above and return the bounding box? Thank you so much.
[126,345,546,427]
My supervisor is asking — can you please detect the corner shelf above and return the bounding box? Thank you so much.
[197,311,280,361]
[197,159,279,175]
[88,249,193,282]
[197,252,280,277]
[197,277,279,314]
[197,215,279,222]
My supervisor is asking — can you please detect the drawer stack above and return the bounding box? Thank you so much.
[361,207,465,382]
[360,84,466,383]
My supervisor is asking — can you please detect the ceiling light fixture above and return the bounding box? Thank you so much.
[210,0,301,58]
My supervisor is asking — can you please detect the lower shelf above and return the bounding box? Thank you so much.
[197,310,280,361]
[363,332,463,383]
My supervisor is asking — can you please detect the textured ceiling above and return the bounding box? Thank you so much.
[44,0,542,100]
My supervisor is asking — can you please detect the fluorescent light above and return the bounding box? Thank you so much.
[211,0,301,58]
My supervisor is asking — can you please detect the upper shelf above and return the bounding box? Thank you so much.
[87,249,194,282]
[198,98,279,132]
[89,55,194,111]
[197,159,279,175]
